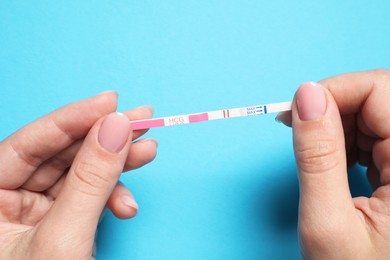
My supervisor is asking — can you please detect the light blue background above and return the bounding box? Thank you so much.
[0,1,388,259]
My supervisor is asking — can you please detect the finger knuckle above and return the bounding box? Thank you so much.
[295,139,341,174]
[72,160,113,196]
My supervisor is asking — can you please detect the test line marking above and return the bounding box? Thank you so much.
[129,101,292,130]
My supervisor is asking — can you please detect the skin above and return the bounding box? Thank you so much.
[278,69,390,259]
[2,69,390,259]
[0,91,157,259]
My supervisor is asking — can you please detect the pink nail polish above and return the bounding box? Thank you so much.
[98,113,130,153]
[296,82,327,121]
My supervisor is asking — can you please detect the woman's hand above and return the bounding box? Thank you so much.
[278,69,390,259]
[0,91,157,259]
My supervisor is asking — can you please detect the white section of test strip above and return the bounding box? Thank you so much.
[265,101,292,113]
[206,102,292,121]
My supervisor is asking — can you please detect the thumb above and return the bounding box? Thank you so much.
[35,112,132,255]
[293,82,356,231]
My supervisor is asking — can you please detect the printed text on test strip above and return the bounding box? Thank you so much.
[129,101,292,130]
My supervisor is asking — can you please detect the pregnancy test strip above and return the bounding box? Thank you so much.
[130,101,292,130]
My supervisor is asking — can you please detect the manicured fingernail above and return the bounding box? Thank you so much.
[296,82,327,121]
[121,195,139,210]
[98,112,130,153]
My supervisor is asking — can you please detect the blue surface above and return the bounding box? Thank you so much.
[0,1,388,259]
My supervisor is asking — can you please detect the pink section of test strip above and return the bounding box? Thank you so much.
[130,118,165,130]
[189,113,208,123]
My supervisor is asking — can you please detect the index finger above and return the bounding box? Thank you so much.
[320,69,390,198]
[320,69,390,139]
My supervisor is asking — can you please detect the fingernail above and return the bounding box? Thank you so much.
[121,195,139,210]
[98,112,130,153]
[96,90,118,97]
[296,82,327,121]
[134,105,154,115]
[275,113,282,123]
[138,138,158,148]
